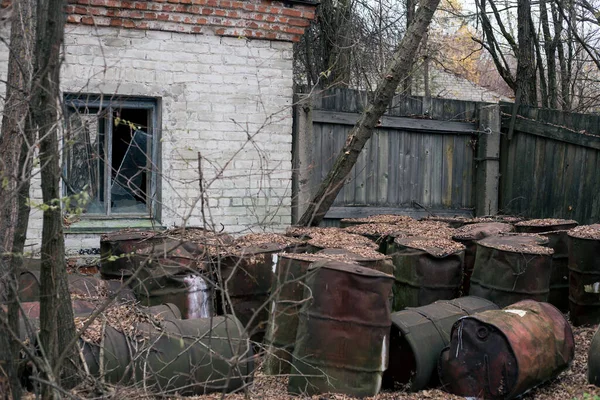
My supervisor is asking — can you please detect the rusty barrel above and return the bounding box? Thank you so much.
[388,237,465,311]
[422,216,472,228]
[383,296,499,392]
[343,223,407,254]
[263,253,320,375]
[568,224,600,326]
[439,300,574,399]
[82,315,254,395]
[100,229,159,277]
[469,235,553,308]
[214,244,283,343]
[18,271,135,303]
[452,222,514,296]
[590,326,600,386]
[317,248,394,275]
[288,260,394,397]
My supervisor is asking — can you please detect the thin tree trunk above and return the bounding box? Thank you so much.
[30,0,80,396]
[541,0,558,108]
[0,2,36,398]
[402,0,416,95]
[516,0,537,105]
[532,19,549,108]
[297,0,441,226]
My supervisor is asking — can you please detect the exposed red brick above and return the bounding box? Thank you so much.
[281,8,302,17]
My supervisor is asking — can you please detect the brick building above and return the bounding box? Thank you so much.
[0,1,317,254]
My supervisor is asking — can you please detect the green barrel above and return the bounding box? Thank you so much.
[568,224,600,326]
[469,235,553,308]
[288,260,394,397]
[515,219,578,312]
[389,237,465,311]
[83,315,254,395]
[452,222,514,295]
[383,296,498,392]
[263,253,319,375]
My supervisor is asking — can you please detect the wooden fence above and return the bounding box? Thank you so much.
[499,103,600,224]
[292,89,492,224]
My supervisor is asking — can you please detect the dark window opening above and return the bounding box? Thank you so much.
[63,95,158,217]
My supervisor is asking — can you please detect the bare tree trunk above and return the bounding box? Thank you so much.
[30,0,80,396]
[0,2,36,398]
[541,0,558,108]
[402,0,416,95]
[516,0,537,105]
[297,0,441,226]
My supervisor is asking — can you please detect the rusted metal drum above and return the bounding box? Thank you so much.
[383,296,498,392]
[467,215,525,225]
[514,218,578,234]
[131,261,213,320]
[421,216,472,228]
[452,222,514,296]
[288,260,394,397]
[439,300,575,399]
[590,326,600,386]
[469,235,553,308]
[82,315,254,395]
[317,248,394,274]
[568,224,600,326]
[18,271,135,303]
[343,223,407,253]
[339,214,415,229]
[100,229,159,278]
[388,237,465,311]
[214,244,283,343]
[263,253,320,375]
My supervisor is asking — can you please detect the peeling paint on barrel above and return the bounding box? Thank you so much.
[568,226,600,326]
[288,260,394,397]
[383,296,499,392]
[439,300,574,399]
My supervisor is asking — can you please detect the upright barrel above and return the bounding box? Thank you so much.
[469,235,553,307]
[439,300,574,399]
[388,237,465,311]
[515,219,578,311]
[344,223,407,253]
[263,253,320,375]
[452,222,514,295]
[288,260,394,397]
[383,296,498,392]
[568,224,600,325]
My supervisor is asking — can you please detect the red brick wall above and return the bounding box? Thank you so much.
[63,0,316,42]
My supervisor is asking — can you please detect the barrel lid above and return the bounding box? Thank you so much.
[568,224,600,240]
[393,236,465,257]
[515,218,578,228]
[317,248,389,261]
[308,259,393,278]
[340,214,415,225]
[344,223,407,237]
[468,215,525,224]
[101,229,158,242]
[453,222,514,241]
[477,234,553,255]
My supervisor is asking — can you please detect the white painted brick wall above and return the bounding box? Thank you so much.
[0,25,294,253]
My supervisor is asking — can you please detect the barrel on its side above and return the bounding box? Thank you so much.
[590,326,600,387]
[452,222,514,296]
[383,296,498,392]
[469,235,553,308]
[568,225,600,326]
[100,230,159,278]
[389,237,464,311]
[83,315,254,395]
[18,271,135,303]
[288,261,394,397]
[439,300,574,399]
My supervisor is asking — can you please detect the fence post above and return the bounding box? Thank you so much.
[475,104,501,216]
[291,93,313,224]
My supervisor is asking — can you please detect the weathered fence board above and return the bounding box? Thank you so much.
[294,89,484,223]
[499,103,600,224]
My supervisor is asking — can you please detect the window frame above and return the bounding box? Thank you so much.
[63,94,161,221]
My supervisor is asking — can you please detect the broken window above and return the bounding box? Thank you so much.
[63,95,159,217]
